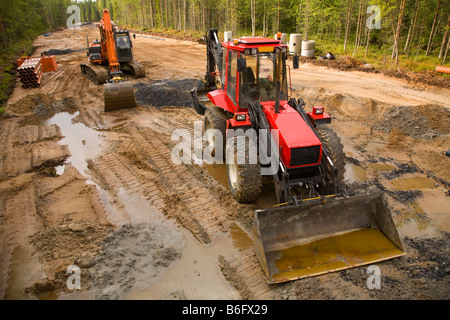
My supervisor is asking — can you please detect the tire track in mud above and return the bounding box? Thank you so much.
[0,120,68,178]
[0,183,41,299]
[125,122,273,299]
[0,112,111,299]
[88,106,275,299]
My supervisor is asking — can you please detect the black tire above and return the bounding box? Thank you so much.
[204,106,228,157]
[225,136,262,203]
[316,125,346,183]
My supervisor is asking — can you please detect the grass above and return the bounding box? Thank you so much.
[314,35,446,74]
[0,38,35,108]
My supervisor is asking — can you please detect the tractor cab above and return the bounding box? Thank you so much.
[215,37,296,113]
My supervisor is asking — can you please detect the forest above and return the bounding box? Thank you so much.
[75,0,450,64]
[0,0,449,101]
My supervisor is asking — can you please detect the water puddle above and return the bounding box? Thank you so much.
[230,222,253,251]
[345,163,368,182]
[98,188,238,300]
[411,190,450,235]
[369,163,396,172]
[391,176,438,190]
[205,163,228,188]
[54,165,65,175]
[46,111,104,180]
[4,246,46,300]
[124,232,239,300]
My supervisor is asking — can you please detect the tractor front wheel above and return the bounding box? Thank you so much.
[316,125,347,191]
[226,136,262,203]
[204,106,228,157]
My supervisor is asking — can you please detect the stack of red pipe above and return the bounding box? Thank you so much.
[17,58,43,88]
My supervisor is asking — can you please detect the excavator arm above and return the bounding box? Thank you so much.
[100,9,121,76]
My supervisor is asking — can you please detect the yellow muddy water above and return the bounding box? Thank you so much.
[271,228,404,282]
[391,176,437,190]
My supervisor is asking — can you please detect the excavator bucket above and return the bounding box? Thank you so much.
[252,192,405,284]
[103,81,137,112]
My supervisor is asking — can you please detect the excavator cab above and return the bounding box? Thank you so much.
[115,31,133,63]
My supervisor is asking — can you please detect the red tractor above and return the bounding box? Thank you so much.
[191,29,405,283]
[192,29,346,205]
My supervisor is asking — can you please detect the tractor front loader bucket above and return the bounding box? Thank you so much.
[253,192,405,284]
[103,81,137,112]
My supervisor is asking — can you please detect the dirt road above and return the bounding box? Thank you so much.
[1,26,449,300]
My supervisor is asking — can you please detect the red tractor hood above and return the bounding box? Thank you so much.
[261,101,322,168]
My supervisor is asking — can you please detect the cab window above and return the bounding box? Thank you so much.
[116,34,130,49]
[226,50,238,105]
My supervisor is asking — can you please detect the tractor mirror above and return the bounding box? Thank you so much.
[293,55,299,69]
[237,57,247,72]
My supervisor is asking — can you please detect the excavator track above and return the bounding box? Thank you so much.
[121,61,146,78]
[80,63,110,85]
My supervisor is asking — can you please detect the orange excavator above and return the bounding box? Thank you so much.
[81,9,145,111]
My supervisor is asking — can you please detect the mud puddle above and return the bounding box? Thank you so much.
[205,164,228,188]
[390,176,438,191]
[3,246,46,300]
[345,163,368,182]
[124,231,239,300]
[46,111,104,180]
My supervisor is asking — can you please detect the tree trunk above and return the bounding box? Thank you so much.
[149,0,154,28]
[304,0,310,40]
[426,0,441,56]
[392,0,406,64]
[159,0,164,28]
[183,0,186,31]
[439,16,450,58]
[344,0,352,52]
[404,0,417,51]
[263,0,267,37]
[406,0,420,58]
[365,19,372,57]
[251,0,256,37]
[354,0,363,54]
[140,0,145,27]
[415,15,426,59]
[443,34,450,64]
[360,0,368,46]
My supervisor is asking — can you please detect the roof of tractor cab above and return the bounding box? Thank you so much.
[223,37,287,51]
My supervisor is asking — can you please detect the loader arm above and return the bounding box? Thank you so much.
[204,29,223,89]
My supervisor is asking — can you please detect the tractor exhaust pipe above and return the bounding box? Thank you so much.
[275,81,281,113]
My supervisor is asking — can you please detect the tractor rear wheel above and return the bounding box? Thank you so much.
[204,106,228,157]
[226,136,262,203]
[316,125,346,185]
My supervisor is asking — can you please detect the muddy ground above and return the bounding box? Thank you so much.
[0,26,449,300]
